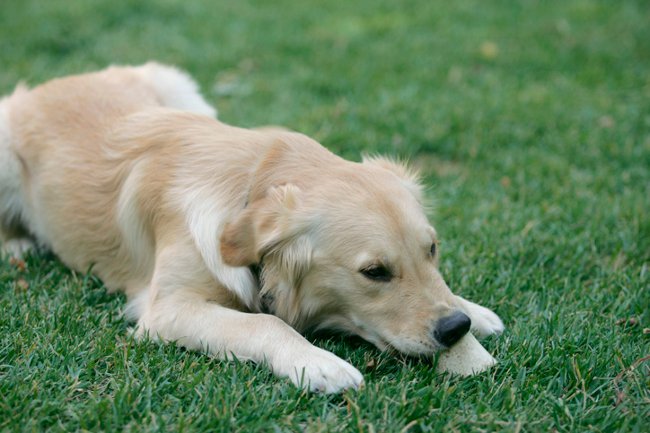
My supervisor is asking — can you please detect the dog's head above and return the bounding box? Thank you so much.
[221,149,471,355]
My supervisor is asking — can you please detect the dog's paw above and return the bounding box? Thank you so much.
[1,238,35,259]
[468,304,505,338]
[457,296,505,338]
[275,346,364,393]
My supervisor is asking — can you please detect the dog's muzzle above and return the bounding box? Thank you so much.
[433,311,471,347]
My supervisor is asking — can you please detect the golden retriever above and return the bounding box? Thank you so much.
[0,63,503,392]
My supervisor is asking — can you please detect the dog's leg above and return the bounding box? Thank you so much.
[455,296,505,338]
[1,237,34,259]
[130,245,363,393]
[135,292,363,393]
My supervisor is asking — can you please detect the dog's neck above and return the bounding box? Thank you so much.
[248,263,276,315]
[239,139,324,323]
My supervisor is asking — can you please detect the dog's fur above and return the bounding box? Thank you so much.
[0,63,503,392]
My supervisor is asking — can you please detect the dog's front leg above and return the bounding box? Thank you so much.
[455,296,505,338]
[135,291,363,393]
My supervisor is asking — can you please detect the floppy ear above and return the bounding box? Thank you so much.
[220,184,306,267]
[362,155,424,202]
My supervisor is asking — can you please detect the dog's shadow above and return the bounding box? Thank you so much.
[3,250,128,324]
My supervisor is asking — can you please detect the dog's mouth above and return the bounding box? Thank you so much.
[383,338,444,357]
[338,317,498,375]
[311,314,449,356]
[344,317,445,356]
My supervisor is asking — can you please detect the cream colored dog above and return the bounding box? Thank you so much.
[0,63,503,392]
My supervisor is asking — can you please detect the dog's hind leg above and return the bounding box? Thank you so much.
[134,62,217,118]
[130,244,363,393]
[0,91,34,259]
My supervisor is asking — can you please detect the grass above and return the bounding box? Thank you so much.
[1,0,648,431]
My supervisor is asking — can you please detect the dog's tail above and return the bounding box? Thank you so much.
[134,62,217,118]
[0,85,29,243]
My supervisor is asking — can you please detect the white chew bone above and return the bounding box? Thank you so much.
[435,333,497,376]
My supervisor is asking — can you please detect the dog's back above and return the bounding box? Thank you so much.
[0,63,216,281]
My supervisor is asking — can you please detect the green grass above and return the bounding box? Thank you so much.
[1,0,649,431]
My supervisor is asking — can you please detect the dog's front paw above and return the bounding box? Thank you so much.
[457,296,505,338]
[469,304,505,338]
[275,346,364,393]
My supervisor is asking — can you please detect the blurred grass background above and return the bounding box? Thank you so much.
[1,0,648,431]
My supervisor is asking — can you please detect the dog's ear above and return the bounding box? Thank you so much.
[220,184,307,267]
[362,155,424,202]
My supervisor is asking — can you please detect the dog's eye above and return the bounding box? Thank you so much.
[430,243,437,258]
[360,265,393,282]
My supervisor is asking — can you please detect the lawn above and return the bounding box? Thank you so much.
[1,0,648,431]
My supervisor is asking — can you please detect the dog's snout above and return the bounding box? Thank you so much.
[433,311,471,347]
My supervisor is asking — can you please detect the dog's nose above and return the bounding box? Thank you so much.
[433,311,471,347]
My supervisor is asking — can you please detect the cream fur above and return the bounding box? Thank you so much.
[0,63,503,392]
[0,90,26,240]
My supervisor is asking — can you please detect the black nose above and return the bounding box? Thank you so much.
[433,311,471,347]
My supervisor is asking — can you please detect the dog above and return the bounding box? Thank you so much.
[0,63,504,392]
